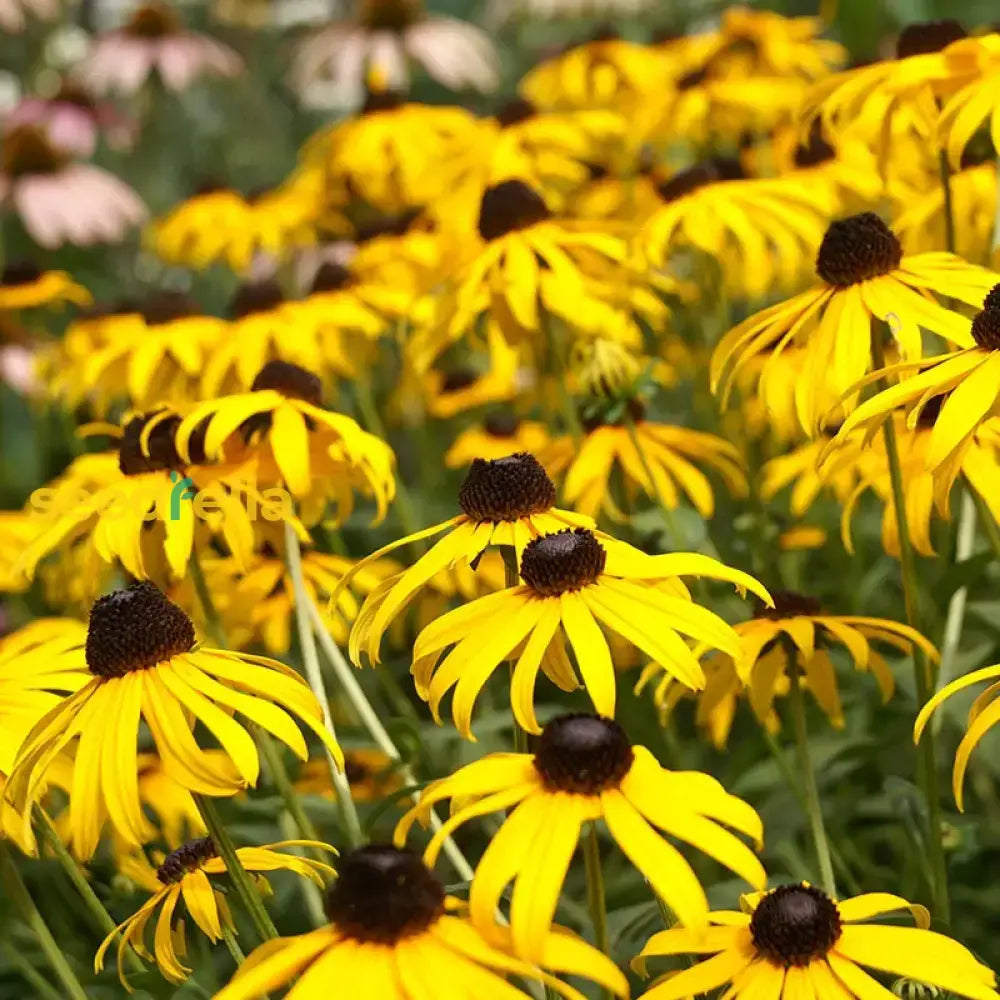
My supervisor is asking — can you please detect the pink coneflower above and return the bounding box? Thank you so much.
[5,80,136,157]
[0,0,57,32]
[75,2,243,96]
[0,126,147,249]
[294,0,499,99]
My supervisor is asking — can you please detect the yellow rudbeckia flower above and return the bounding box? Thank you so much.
[633,883,996,1000]
[97,837,336,987]
[938,33,1000,169]
[445,413,553,468]
[407,525,769,734]
[6,581,342,859]
[397,713,765,957]
[175,360,396,511]
[214,844,627,1000]
[713,213,999,435]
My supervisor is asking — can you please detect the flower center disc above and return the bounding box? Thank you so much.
[754,590,822,620]
[971,285,1000,350]
[534,714,634,793]
[750,885,842,967]
[86,581,196,679]
[230,280,285,319]
[0,261,42,287]
[495,98,537,128]
[358,0,422,31]
[483,411,520,437]
[895,20,965,59]
[794,123,836,169]
[324,845,445,943]
[656,158,745,202]
[125,2,182,38]
[1,125,64,178]
[310,263,353,293]
[477,180,552,242]
[815,212,902,287]
[156,837,218,884]
[250,360,323,406]
[138,291,200,325]
[458,452,556,523]
[520,528,606,595]
[118,412,183,476]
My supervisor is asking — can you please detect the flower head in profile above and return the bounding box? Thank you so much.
[0,125,147,249]
[294,0,499,99]
[830,285,1000,492]
[214,844,627,1000]
[6,581,342,859]
[153,169,323,274]
[639,158,830,301]
[406,526,769,735]
[633,883,996,1000]
[0,260,91,313]
[712,213,1000,435]
[640,591,937,731]
[76,1,242,95]
[97,837,336,988]
[6,78,135,157]
[445,413,553,468]
[175,360,396,512]
[397,714,765,959]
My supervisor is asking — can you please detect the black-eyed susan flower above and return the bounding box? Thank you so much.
[831,286,1000,490]
[78,292,227,412]
[303,93,476,213]
[938,34,1000,169]
[152,170,322,273]
[6,581,342,859]
[340,453,595,666]
[915,658,1000,810]
[97,836,336,987]
[16,412,274,581]
[406,525,769,735]
[214,844,627,1000]
[548,411,747,521]
[632,883,997,1000]
[0,260,91,312]
[175,360,395,511]
[639,159,830,300]
[649,591,936,729]
[445,413,552,468]
[712,213,1000,435]
[421,178,631,364]
[397,714,765,957]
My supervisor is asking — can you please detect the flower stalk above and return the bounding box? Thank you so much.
[583,823,611,1000]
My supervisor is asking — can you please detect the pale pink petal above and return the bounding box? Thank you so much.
[0,345,38,395]
[46,107,98,157]
[13,176,66,248]
[404,18,499,91]
[156,37,199,89]
[366,31,409,91]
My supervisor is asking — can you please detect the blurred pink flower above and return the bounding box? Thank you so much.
[0,345,37,395]
[0,0,58,32]
[76,2,243,95]
[6,80,137,157]
[294,0,499,98]
[0,126,147,249]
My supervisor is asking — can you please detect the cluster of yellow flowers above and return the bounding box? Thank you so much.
[8,5,1000,1000]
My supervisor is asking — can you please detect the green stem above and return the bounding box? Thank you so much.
[582,824,611,999]
[194,795,278,943]
[189,547,227,647]
[304,595,479,886]
[969,487,1000,563]
[760,730,862,896]
[0,940,64,1000]
[354,371,421,543]
[501,547,530,754]
[284,520,364,847]
[0,843,88,1000]
[871,328,950,923]
[784,657,837,897]
[543,316,583,441]
[935,487,977,702]
[33,808,144,973]
[221,921,246,966]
